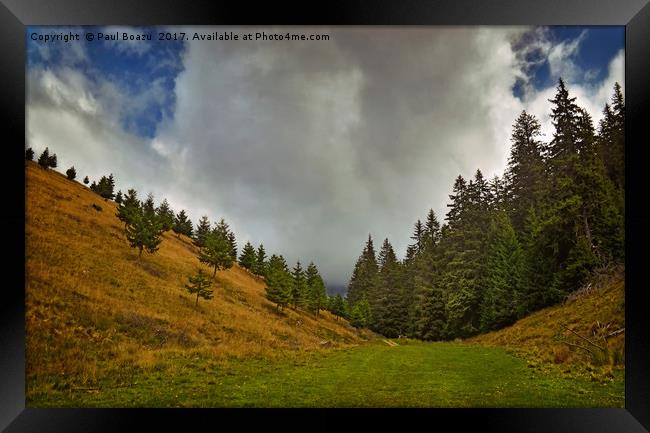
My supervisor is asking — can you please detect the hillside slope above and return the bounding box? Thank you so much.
[26,161,363,397]
[469,266,624,373]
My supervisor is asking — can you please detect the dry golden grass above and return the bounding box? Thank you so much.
[25,161,363,395]
[469,266,625,371]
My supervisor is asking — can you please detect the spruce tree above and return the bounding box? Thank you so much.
[504,110,546,232]
[198,231,234,278]
[184,269,214,306]
[95,175,115,200]
[48,152,57,169]
[329,294,347,320]
[156,199,175,231]
[349,299,370,328]
[374,238,406,337]
[37,147,51,168]
[238,242,257,270]
[346,234,379,307]
[114,190,123,205]
[125,201,164,259]
[173,210,193,238]
[65,166,76,180]
[213,218,237,260]
[305,262,327,315]
[116,189,140,229]
[265,254,292,310]
[253,244,268,277]
[193,216,211,247]
[25,147,34,161]
[290,261,309,309]
[479,211,524,331]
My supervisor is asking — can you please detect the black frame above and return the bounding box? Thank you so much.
[2,1,649,431]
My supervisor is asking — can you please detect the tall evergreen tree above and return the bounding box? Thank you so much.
[156,199,175,231]
[25,147,34,161]
[346,234,379,307]
[116,189,140,229]
[479,211,524,331]
[239,242,257,270]
[290,261,309,309]
[37,147,51,168]
[253,244,268,277]
[114,190,123,205]
[374,238,406,337]
[306,262,327,315]
[265,254,292,310]
[504,111,546,232]
[173,210,194,238]
[193,216,211,247]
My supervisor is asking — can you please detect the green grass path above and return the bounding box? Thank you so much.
[29,341,624,407]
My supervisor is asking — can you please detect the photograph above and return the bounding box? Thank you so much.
[24,25,626,408]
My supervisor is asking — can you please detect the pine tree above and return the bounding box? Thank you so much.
[193,216,211,247]
[65,166,76,180]
[479,211,524,332]
[37,147,51,168]
[25,147,34,161]
[116,189,140,229]
[290,261,308,309]
[95,175,115,200]
[328,294,347,320]
[349,299,370,328]
[184,269,214,306]
[156,199,175,231]
[83,176,89,185]
[504,110,546,232]
[253,244,268,277]
[423,209,441,248]
[114,190,123,205]
[198,231,234,278]
[213,218,237,260]
[125,201,163,259]
[265,254,292,310]
[346,234,379,307]
[598,83,625,189]
[305,262,327,315]
[228,232,237,261]
[48,153,57,169]
[374,238,406,337]
[173,210,193,238]
[238,242,257,270]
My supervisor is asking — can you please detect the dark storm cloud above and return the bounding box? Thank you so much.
[27,26,623,291]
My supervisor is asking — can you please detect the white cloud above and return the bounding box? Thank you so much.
[26,26,624,290]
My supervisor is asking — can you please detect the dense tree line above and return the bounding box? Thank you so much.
[345,80,625,339]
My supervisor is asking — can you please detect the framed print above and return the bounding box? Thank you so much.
[2,0,649,431]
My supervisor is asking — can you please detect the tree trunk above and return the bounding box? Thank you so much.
[196,293,199,306]
[138,246,143,259]
[213,266,217,278]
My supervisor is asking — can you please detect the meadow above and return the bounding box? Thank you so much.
[25,161,624,408]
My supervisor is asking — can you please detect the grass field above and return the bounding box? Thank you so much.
[27,340,623,407]
[25,161,625,408]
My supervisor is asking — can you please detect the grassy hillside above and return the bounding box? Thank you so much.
[25,161,364,402]
[469,266,624,379]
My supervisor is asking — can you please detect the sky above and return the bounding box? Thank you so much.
[25,26,624,294]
